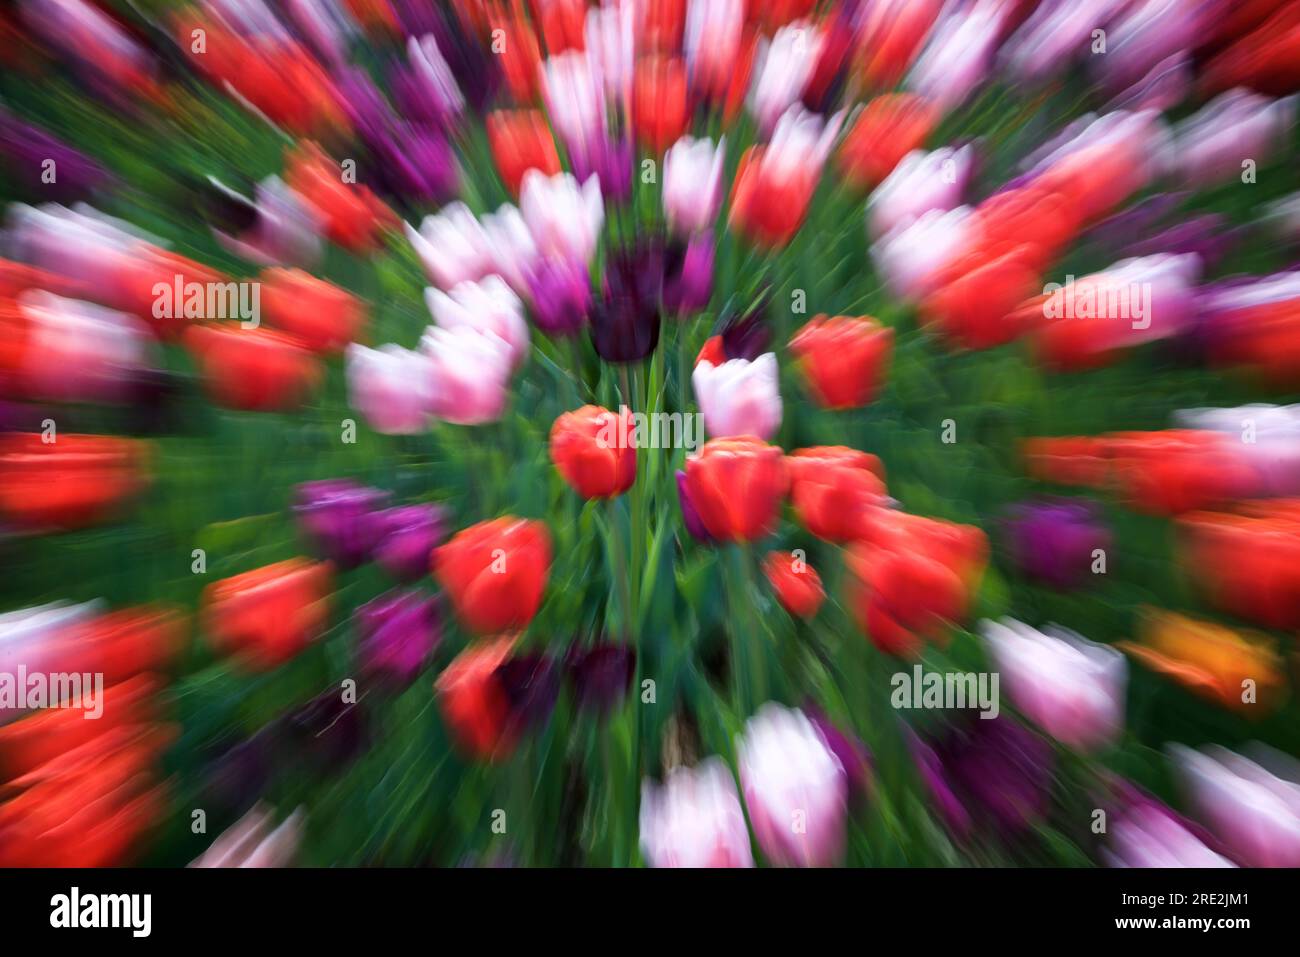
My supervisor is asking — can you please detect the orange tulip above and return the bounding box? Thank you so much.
[789,315,893,409]
[633,56,690,156]
[202,558,333,670]
[434,518,552,634]
[487,109,562,196]
[683,437,788,542]
[186,323,322,411]
[550,405,637,499]
[836,94,938,191]
[787,446,887,542]
[0,432,150,530]
[763,551,825,618]
[435,636,517,761]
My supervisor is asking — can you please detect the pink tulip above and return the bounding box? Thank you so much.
[684,0,744,99]
[1001,0,1128,83]
[0,600,99,726]
[871,205,975,302]
[405,202,496,290]
[1175,404,1300,497]
[1170,743,1300,868]
[189,804,304,868]
[639,757,755,868]
[693,352,782,440]
[1172,90,1295,188]
[420,325,513,426]
[520,170,604,270]
[663,135,726,236]
[482,202,541,296]
[345,344,436,435]
[981,618,1126,752]
[748,21,823,136]
[541,51,607,170]
[425,275,530,371]
[584,0,635,104]
[907,0,1007,110]
[1094,0,1204,95]
[867,145,973,239]
[1105,798,1234,868]
[737,703,848,867]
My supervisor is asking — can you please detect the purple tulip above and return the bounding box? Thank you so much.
[805,703,874,803]
[0,110,110,200]
[567,643,636,715]
[1104,783,1234,868]
[663,235,714,316]
[496,652,561,731]
[374,504,447,582]
[676,470,713,543]
[571,132,633,206]
[1118,214,1239,272]
[293,479,390,569]
[718,292,773,361]
[590,244,662,363]
[1003,497,1111,590]
[527,256,592,337]
[355,589,440,689]
[204,727,280,817]
[284,689,369,773]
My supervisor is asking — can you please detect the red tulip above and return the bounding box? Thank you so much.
[787,446,887,542]
[434,518,552,634]
[763,551,825,618]
[683,437,788,542]
[550,405,637,499]
[435,636,517,761]
[0,433,150,531]
[836,94,938,191]
[260,268,367,355]
[285,142,393,252]
[487,109,562,196]
[633,56,690,156]
[186,323,322,411]
[498,15,544,103]
[535,0,587,54]
[789,314,893,409]
[201,558,333,670]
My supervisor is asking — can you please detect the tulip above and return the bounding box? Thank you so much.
[260,268,366,355]
[550,405,637,499]
[525,255,592,336]
[420,325,514,425]
[209,175,323,269]
[663,135,726,237]
[284,143,392,253]
[541,52,607,173]
[907,0,1011,110]
[1118,214,1239,272]
[201,558,333,670]
[804,704,873,803]
[1104,791,1234,868]
[857,0,943,90]
[909,716,1054,839]
[1171,89,1295,187]
[570,129,634,205]
[682,437,788,542]
[633,55,690,155]
[1177,503,1300,629]
[747,22,822,135]
[585,0,636,102]
[354,588,440,689]
[693,352,782,440]
[405,202,496,290]
[800,0,858,113]
[676,469,714,543]
[1170,743,1300,867]
[786,445,887,542]
[487,110,561,197]
[762,551,824,618]
[494,652,561,732]
[567,642,636,714]
[684,0,744,103]
[434,518,551,634]
[293,479,389,570]
[1003,498,1112,590]
[639,757,754,867]
[371,124,462,207]
[496,14,543,103]
[1177,404,1300,496]
[202,724,279,819]
[871,206,976,302]
[406,33,465,122]
[696,295,772,363]
[283,687,369,772]
[981,618,1126,752]
[190,804,304,868]
[0,601,98,724]
[481,203,541,295]
[663,235,714,315]
[435,637,517,761]
[374,504,448,582]
[0,109,109,200]
[789,314,893,409]
[736,702,848,867]
[867,145,974,239]
[186,324,322,412]
[730,106,844,250]
[0,432,150,531]
[1094,0,1205,94]
[1001,0,1128,83]
[345,344,436,435]
[590,243,663,363]
[520,170,605,271]
[425,275,530,371]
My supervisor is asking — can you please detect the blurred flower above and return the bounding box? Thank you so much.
[550,404,638,499]
[804,704,873,803]
[419,325,514,425]
[786,445,887,542]
[639,757,754,867]
[541,52,607,172]
[520,171,604,271]
[663,135,726,236]
[190,804,304,868]
[435,637,517,761]
[789,314,893,409]
[737,702,847,867]
[1104,791,1234,868]
[585,0,635,102]
[526,255,592,336]
[374,504,448,582]
[293,479,389,570]
[871,205,976,303]
[434,518,551,634]
[567,642,636,714]
[1000,0,1127,83]
[663,234,714,315]
[1171,89,1295,187]
[907,0,1007,109]
[867,145,973,239]
[406,33,465,122]
[285,143,392,253]
[856,0,941,90]
[1096,0,1205,95]
[405,202,496,290]
[284,687,369,772]
[202,558,333,671]
[0,432,149,531]
[730,107,844,250]
[684,0,744,104]
[345,344,436,435]
[425,275,530,371]
[591,242,663,363]
[261,268,366,355]
[487,110,562,197]
[747,21,822,135]
[676,469,713,543]
[569,129,634,205]
[693,352,782,440]
[633,55,690,155]
[762,551,824,618]
[1170,743,1300,867]
[209,175,323,269]
[0,109,109,200]
[496,13,544,103]
[495,652,561,732]
[186,325,322,412]
[696,295,772,364]
[355,588,440,689]
[981,618,1127,752]
[683,437,787,542]
[1003,497,1112,590]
